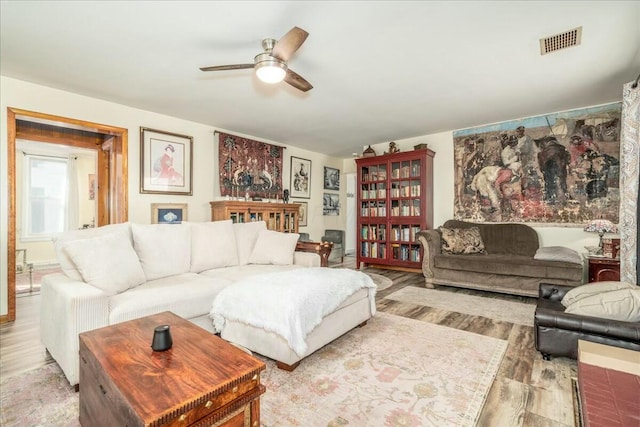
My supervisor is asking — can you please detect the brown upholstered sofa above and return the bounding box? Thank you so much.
[535,283,640,359]
[416,220,583,296]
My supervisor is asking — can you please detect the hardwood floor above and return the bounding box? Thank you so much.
[0,257,577,426]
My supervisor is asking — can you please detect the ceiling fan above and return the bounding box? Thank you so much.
[200,26,313,92]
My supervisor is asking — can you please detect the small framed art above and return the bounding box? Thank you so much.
[290,156,311,199]
[140,127,193,195]
[323,193,340,216]
[151,203,188,224]
[323,166,340,190]
[295,201,308,227]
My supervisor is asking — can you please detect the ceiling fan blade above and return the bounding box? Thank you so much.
[200,64,254,72]
[284,69,313,92]
[271,27,309,62]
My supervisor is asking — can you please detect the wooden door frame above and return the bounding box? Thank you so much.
[2,108,128,323]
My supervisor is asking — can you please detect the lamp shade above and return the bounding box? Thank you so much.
[255,61,286,84]
[583,219,618,235]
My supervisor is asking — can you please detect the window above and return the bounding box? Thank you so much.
[22,155,67,241]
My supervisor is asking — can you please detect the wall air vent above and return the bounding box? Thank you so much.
[540,26,582,55]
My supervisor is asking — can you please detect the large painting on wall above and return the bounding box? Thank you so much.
[453,102,622,224]
[218,132,284,199]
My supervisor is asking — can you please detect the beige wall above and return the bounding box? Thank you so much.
[1,76,611,315]
[0,76,345,315]
[361,129,603,254]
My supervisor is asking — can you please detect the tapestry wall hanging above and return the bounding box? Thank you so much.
[218,132,284,199]
[453,102,622,224]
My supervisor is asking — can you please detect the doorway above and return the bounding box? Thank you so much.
[3,108,129,323]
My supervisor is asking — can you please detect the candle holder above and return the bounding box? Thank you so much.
[151,325,173,352]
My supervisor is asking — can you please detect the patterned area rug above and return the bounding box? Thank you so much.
[386,286,536,326]
[0,313,506,427]
[366,272,393,291]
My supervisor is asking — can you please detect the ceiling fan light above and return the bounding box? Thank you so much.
[255,61,287,84]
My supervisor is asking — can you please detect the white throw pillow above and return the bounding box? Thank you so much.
[131,223,191,281]
[248,230,300,265]
[233,221,267,265]
[189,220,239,272]
[62,231,145,295]
[53,222,132,280]
[564,288,640,322]
[561,281,635,307]
[534,246,582,264]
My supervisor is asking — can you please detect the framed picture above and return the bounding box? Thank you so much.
[290,156,311,199]
[151,203,188,224]
[323,193,340,216]
[140,127,193,195]
[323,166,340,190]
[88,174,96,200]
[294,201,308,227]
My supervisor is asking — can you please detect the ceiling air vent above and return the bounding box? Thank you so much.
[540,26,582,55]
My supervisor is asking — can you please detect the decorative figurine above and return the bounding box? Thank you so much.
[387,141,400,153]
[362,145,377,157]
[283,189,290,203]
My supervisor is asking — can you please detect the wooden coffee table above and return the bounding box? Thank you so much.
[79,311,265,427]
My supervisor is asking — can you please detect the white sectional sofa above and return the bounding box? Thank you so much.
[41,220,322,387]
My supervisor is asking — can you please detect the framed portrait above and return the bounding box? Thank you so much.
[151,203,188,224]
[290,156,311,199]
[140,127,193,195]
[323,166,340,190]
[323,193,340,216]
[294,201,308,227]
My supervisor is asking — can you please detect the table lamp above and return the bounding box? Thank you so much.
[583,219,618,255]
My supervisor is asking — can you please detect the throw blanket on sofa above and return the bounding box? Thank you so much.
[209,267,377,356]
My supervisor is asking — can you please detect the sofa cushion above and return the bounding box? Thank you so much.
[200,264,305,282]
[442,220,539,256]
[248,230,300,265]
[189,220,239,272]
[53,222,132,280]
[233,221,267,265]
[62,230,145,295]
[534,246,581,265]
[564,288,640,322]
[562,281,636,307]
[108,273,232,324]
[132,223,191,280]
[434,254,582,281]
[440,227,486,255]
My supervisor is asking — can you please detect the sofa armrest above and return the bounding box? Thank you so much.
[539,282,574,301]
[293,251,321,267]
[40,273,110,386]
[535,306,640,343]
[416,230,441,279]
[296,241,333,267]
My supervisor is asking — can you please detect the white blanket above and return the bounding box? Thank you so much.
[209,268,376,356]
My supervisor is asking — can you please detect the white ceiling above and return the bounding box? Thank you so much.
[2,1,639,158]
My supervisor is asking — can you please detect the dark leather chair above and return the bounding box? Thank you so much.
[534,283,640,360]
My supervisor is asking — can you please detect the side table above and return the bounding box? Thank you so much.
[586,255,620,283]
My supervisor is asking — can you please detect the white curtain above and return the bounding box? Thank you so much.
[65,155,79,231]
[620,81,640,284]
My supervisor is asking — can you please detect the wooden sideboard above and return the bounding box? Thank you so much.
[210,200,333,267]
[210,200,299,233]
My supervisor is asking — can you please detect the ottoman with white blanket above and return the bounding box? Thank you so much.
[210,268,377,370]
